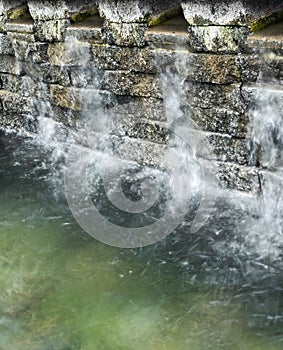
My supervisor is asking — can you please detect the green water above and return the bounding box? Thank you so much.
[0,134,282,350]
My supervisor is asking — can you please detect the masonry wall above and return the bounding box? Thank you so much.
[0,0,282,192]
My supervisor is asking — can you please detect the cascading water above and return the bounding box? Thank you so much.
[1,29,283,350]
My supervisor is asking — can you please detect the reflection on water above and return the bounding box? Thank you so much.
[0,133,283,350]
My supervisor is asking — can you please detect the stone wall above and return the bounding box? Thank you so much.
[0,0,282,192]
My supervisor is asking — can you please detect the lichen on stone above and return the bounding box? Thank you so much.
[250,10,283,33]
[8,5,27,20]
[148,6,181,27]
[70,7,98,23]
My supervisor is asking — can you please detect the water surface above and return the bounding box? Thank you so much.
[0,133,282,350]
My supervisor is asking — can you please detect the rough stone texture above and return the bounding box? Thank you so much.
[187,26,249,54]
[101,71,162,98]
[35,19,70,42]
[215,162,260,193]
[102,21,147,47]
[0,54,22,74]
[91,44,155,73]
[0,33,13,55]
[98,0,178,23]
[28,1,98,21]
[181,0,283,26]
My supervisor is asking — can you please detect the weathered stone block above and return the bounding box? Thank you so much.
[5,18,34,33]
[35,19,70,42]
[68,66,101,88]
[0,110,37,134]
[189,107,249,138]
[204,133,256,166]
[50,84,113,111]
[237,53,283,83]
[50,104,81,126]
[0,54,22,74]
[0,73,50,105]
[102,21,147,47]
[66,15,103,43]
[91,44,155,73]
[186,82,245,111]
[48,40,91,66]
[113,95,165,121]
[184,83,248,137]
[102,71,162,98]
[215,162,260,193]
[184,52,241,84]
[181,0,283,26]
[28,0,97,20]
[98,0,179,23]
[9,39,49,63]
[0,33,13,55]
[187,26,249,54]
[0,89,35,114]
[20,62,70,86]
[181,0,247,26]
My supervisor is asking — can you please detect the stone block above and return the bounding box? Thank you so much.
[50,84,113,111]
[181,0,283,26]
[91,44,155,73]
[35,19,70,42]
[184,82,248,137]
[0,89,35,114]
[187,26,249,54]
[102,70,162,98]
[20,62,71,86]
[102,20,147,47]
[181,0,247,26]
[66,15,103,43]
[48,40,91,66]
[0,73,50,102]
[9,38,49,63]
[237,53,283,83]
[203,133,256,166]
[215,162,260,193]
[28,0,97,20]
[149,49,242,84]
[185,82,246,112]
[50,104,81,126]
[98,0,179,23]
[0,110,37,134]
[0,54,22,74]
[0,33,13,55]
[113,95,165,121]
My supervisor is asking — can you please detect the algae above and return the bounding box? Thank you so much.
[250,11,283,33]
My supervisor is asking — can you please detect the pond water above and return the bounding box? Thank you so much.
[0,132,283,350]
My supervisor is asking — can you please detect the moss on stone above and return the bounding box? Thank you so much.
[148,6,181,27]
[71,8,98,23]
[8,6,28,20]
[250,11,283,33]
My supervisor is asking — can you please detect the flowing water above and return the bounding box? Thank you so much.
[1,36,283,348]
[0,131,283,349]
